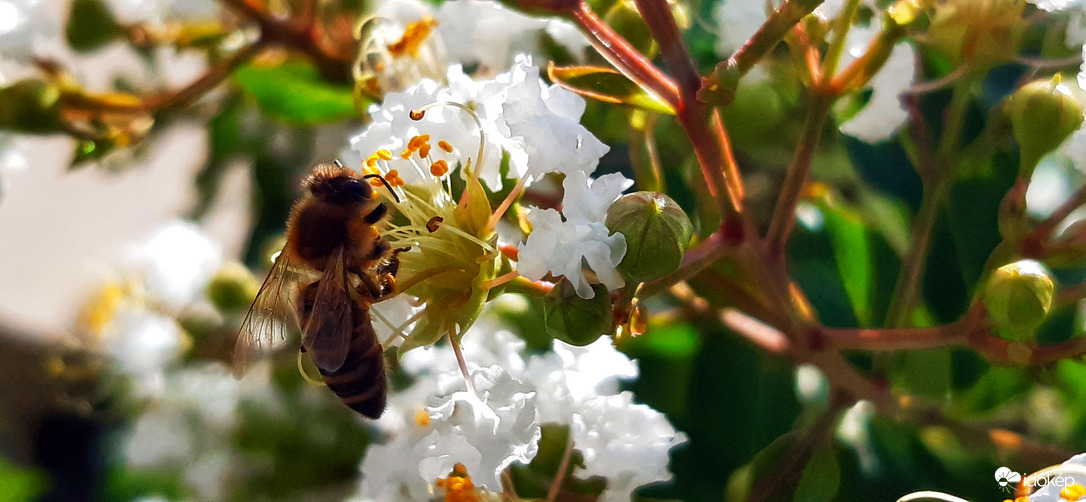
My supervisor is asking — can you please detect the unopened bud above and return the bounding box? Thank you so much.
[543,279,611,346]
[206,262,261,313]
[1008,76,1084,175]
[982,259,1055,341]
[926,0,1025,68]
[605,192,693,283]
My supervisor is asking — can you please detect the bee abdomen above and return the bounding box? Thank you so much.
[317,318,387,419]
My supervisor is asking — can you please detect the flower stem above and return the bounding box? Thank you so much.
[721,0,825,79]
[765,93,834,254]
[450,331,476,394]
[569,2,679,108]
[633,0,746,220]
[884,76,975,327]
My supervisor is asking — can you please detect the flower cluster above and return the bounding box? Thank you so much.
[347,55,628,351]
[356,321,686,501]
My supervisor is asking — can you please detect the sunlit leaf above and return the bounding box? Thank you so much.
[547,64,675,115]
[235,62,362,124]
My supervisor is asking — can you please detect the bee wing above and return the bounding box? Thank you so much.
[301,246,353,373]
[233,251,300,379]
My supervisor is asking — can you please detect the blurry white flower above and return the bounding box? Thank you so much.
[1026,158,1075,218]
[128,219,223,310]
[0,0,52,60]
[1029,0,1085,11]
[837,399,877,473]
[105,0,219,25]
[518,171,631,299]
[713,0,767,56]
[122,363,275,497]
[839,41,914,142]
[103,308,183,382]
[435,0,588,70]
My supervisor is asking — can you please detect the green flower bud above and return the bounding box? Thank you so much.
[1008,76,1084,176]
[0,80,64,134]
[543,279,611,346]
[206,262,262,313]
[982,259,1055,341]
[926,0,1025,68]
[605,192,693,283]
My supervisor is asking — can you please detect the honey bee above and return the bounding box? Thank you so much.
[234,161,400,418]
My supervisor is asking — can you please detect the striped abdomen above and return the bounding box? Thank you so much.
[296,281,388,419]
[318,302,387,418]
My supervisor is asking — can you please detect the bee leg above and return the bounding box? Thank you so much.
[357,273,384,299]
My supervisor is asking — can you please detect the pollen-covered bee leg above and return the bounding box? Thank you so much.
[357,272,384,299]
[363,203,388,224]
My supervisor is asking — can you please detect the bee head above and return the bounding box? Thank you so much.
[305,164,375,206]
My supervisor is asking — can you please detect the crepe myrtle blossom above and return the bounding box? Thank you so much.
[518,170,633,299]
[364,0,589,89]
[123,363,277,501]
[346,55,612,353]
[355,328,685,501]
[350,55,609,193]
[74,220,222,393]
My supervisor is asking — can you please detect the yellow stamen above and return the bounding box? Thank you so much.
[408,135,423,150]
[401,149,412,160]
[386,17,437,58]
[376,149,393,160]
[414,408,431,426]
[420,143,431,158]
[430,159,449,177]
[1062,484,1086,501]
[438,140,454,153]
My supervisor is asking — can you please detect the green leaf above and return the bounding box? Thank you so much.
[898,349,952,398]
[795,444,840,502]
[547,64,676,115]
[66,0,118,52]
[0,458,47,502]
[235,62,361,124]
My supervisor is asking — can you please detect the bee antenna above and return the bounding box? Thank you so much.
[409,102,486,186]
[363,173,400,203]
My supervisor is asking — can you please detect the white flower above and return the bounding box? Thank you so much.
[518,171,632,299]
[359,364,539,498]
[0,0,52,60]
[713,0,767,56]
[350,57,608,192]
[103,308,183,382]
[358,324,685,500]
[103,0,219,25]
[1028,0,1085,11]
[1026,453,1086,502]
[572,392,688,502]
[839,41,914,142]
[435,0,589,70]
[127,219,223,310]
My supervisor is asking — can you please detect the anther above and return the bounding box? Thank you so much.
[438,140,454,153]
[376,149,393,160]
[430,159,449,177]
[409,109,425,120]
